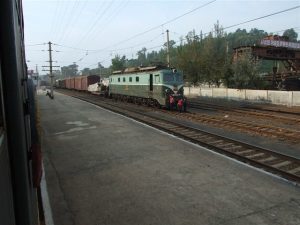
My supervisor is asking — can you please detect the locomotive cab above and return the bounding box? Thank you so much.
[162,69,186,111]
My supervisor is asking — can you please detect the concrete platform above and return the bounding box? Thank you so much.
[39,91,300,225]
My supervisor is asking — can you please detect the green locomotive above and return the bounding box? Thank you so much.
[109,65,186,110]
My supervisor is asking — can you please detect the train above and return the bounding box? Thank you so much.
[56,65,187,111]
[109,65,186,110]
[1,0,43,224]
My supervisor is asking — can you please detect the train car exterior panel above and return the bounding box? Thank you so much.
[70,77,75,89]
[0,0,40,224]
[81,75,100,91]
[74,76,82,90]
[65,78,71,89]
[110,84,166,104]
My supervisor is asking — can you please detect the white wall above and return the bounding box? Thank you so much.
[184,87,300,106]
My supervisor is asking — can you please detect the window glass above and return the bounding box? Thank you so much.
[129,77,132,82]
[123,77,126,82]
[163,73,183,82]
[118,77,120,82]
[155,75,160,83]
[175,74,183,82]
[163,73,174,82]
[136,76,139,82]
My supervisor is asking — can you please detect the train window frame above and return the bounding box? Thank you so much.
[155,74,160,83]
[129,77,132,82]
[136,76,139,82]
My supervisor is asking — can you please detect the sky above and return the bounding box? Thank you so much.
[23,0,300,75]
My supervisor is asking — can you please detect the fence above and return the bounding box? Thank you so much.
[184,87,300,107]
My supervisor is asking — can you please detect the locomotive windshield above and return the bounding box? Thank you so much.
[163,72,183,83]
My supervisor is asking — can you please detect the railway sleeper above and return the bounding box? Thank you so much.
[288,166,300,174]
[246,152,265,159]
[271,160,292,169]
[235,149,254,155]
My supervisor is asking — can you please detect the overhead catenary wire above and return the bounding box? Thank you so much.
[169,5,300,44]
[61,1,88,43]
[73,0,116,46]
[57,0,81,44]
[49,0,62,39]
[26,43,47,47]
[91,0,217,52]
[52,3,299,70]
[51,0,73,42]
[203,5,300,36]
[46,0,216,61]
[86,0,130,44]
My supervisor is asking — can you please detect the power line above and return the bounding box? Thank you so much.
[54,3,300,69]
[49,1,216,61]
[52,1,72,42]
[53,43,90,51]
[54,32,164,54]
[97,0,216,51]
[49,0,62,39]
[92,32,164,53]
[74,0,116,46]
[59,1,89,44]
[26,43,46,47]
[207,5,300,36]
[170,5,300,44]
[87,0,130,44]
[57,0,81,43]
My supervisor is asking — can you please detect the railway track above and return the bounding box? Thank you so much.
[164,110,300,143]
[189,99,300,125]
[56,90,300,184]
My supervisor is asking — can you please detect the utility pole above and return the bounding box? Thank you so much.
[35,64,39,89]
[42,41,59,99]
[49,41,54,98]
[166,29,170,68]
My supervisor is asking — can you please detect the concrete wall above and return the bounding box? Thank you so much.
[293,92,300,106]
[245,89,268,102]
[184,87,300,106]
[227,89,245,100]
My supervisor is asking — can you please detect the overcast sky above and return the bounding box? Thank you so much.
[23,0,300,74]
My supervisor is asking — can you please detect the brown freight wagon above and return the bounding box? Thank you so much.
[70,77,75,89]
[65,77,71,89]
[74,76,82,90]
[58,79,66,88]
[81,75,100,91]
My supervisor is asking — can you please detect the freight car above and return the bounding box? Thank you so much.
[55,79,66,88]
[60,75,100,91]
[109,65,186,110]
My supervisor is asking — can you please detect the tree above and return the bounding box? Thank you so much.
[137,47,147,66]
[230,53,263,89]
[283,28,298,42]
[111,55,126,71]
[61,63,78,77]
[81,68,90,76]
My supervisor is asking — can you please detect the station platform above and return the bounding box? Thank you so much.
[38,91,300,225]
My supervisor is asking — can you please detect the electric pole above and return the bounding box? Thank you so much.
[35,64,39,89]
[42,41,59,99]
[166,29,170,68]
[48,41,54,98]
